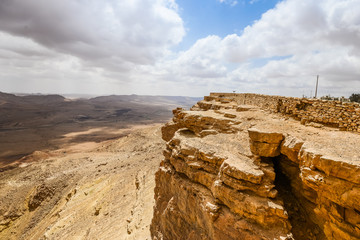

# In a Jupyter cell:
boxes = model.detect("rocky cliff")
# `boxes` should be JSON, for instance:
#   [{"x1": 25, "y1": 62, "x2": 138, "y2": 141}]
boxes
[{"x1": 151, "y1": 94, "x2": 360, "y2": 240}]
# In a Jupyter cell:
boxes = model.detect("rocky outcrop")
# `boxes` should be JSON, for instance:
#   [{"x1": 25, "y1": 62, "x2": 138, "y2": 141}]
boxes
[
  {"x1": 209, "y1": 93, "x2": 360, "y2": 132},
  {"x1": 151, "y1": 95, "x2": 360, "y2": 240}
]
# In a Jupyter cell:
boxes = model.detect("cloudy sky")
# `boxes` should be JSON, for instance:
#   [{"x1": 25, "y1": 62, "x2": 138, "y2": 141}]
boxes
[{"x1": 0, "y1": 0, "x2": 359, "y2": 97}]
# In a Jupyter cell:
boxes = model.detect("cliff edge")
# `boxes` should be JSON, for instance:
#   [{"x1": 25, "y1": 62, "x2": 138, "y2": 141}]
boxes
[{"x1": 151, "y1": 94, "x2": 360, "y2": 240}]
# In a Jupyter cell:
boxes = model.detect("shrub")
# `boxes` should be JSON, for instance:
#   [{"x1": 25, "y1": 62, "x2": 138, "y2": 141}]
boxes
[{"x1": 349, "y1": 93, "x2": 360, "y2": 103}]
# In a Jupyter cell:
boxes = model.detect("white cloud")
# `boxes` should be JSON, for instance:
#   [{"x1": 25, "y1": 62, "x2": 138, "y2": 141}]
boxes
[
  {"x1": 157, "y1": 0, "x2": 360, "y2": 97},
  {"x1": 0, "y1": 0, "x2": 185, "y2": 68},
  {"x1": 218, "y1": 0, "x2": 238, "y2": 7},
  {"x1": 222, "y1": 0, "x2": 360, "y2": 62},
  {"x1": 167, "y1": 36, "x2": 227, "y2": 78},
  {"x1": 0, "y1": 0, "x2": 187, "y2": 95},
  {"x1": 1, "y1": 0, "x2": 359, "y2": 98}
]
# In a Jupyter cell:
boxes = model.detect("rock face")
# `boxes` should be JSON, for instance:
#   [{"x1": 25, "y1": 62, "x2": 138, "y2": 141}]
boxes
[{"x1": 151, "y1": 95, "x2": 360, "y2": 240}]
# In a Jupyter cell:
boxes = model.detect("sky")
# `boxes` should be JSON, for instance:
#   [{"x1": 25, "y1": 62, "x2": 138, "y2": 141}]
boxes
[{"x1": 0, "y1": 0, "x2": 359, "y2": 97}]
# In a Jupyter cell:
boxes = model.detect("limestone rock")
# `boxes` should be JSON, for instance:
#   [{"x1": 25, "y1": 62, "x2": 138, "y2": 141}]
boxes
[
  {"x1": 220, "y1": 155, "x2": 264, "y2": 184},
  {"x1": 248, "y1": 128, "x2": 284, "y2": 157},
  {"x1": 161, "y1": 121, "x2": 180, "y2": 142},
  {"x1": 236, "y1": 105, "x2": 254, "y2": 112},
  {"x1": 152, "y1": 106, "x2": 293, "y2": 239},
  {"x1": 248, "y1": 128, "x2": 284, "y2": 143},
  {"x1": 151, "y1": 94, "x2": 360, "y2": 240},
  {"x1": 280, "y1": 136, "x2": 304, "y2": 163}
]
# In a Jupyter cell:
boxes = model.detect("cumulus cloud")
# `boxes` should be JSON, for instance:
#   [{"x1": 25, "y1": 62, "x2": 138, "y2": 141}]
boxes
[
  {"x1": 221, "y1": 0, "x2": 360, "y2": 62},
  {"x1": 161, "y1": 0, "x2": 360, "y2": 97},
  {"x1": 0, "y1": 0, "x2": 359, "y2": 98},
  {"x1": 168, "y1": 36, "x2": 227, "y2": 78},
  {"x1": 0, "y1": 0, "x2": 185, "y2": 68},
  {"x1": 0, "y1": 0, "x2": 188, "y2": 95}
]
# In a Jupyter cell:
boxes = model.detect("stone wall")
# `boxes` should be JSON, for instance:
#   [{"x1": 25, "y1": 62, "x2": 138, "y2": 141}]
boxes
[{"x1": 209, "y1": 93, "x2": 360, "y2": 132}]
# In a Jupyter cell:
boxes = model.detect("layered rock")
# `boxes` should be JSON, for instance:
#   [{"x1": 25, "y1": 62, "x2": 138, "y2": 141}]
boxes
[
  {"x1": 209, "y1": 93, "x2": 360, "y2": 132},
  {"x1": 151, "y1": 95, "x2": 360, "y2": 240},
  {"x1": 151, "y1": 102, "x2": 293, "y2": 239}
]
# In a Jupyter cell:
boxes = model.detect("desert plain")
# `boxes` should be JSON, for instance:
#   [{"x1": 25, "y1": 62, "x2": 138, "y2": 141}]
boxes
[{"x1": 0, "y1": 92, "x2": 199, "y2": 240}]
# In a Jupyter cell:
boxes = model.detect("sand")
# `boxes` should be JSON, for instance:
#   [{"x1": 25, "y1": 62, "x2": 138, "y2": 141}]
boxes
[{"x1": 0, "y1": 124, "x2": 164, "y2": 240}]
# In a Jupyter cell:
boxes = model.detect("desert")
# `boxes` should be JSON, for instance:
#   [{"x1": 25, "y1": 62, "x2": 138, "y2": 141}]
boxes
[
  {"x1": 1, "y1": 92, "x2": 360, "y2": 240},
  {"x1": 0, "y1": 92, "x2": 198, "y2": 239}
]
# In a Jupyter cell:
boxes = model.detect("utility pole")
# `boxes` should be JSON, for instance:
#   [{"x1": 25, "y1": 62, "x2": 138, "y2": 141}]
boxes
[{"x1": 315, "y1": 75, "x2": 319, "y2": 98}]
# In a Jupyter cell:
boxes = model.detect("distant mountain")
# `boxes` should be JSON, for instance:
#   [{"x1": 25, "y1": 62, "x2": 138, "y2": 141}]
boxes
[
  {"x1": 89, "y1": 94, "x2": 201, "y2": 109},
  {"x1": 0, "y1": 92, "x2": 65, "y2": 105},
  {"x1": 0, "y1": 92, "x2": 202, "y2": 164},
  {"x1": 22, "y1": 94, "x2": 65, "y2": 104},
  {"x1": 0, "y1": 92, "x2": 20, "y2": 103},
  {"x1": 0, "y1": 91, "x2": 202, "y2": 135},
  {"x1": 0, "y1": 92, "x2": 200, "y2": 109}
]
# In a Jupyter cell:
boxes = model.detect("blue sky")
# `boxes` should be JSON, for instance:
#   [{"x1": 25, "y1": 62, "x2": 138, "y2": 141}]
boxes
[
  {"x1": 0, "y1": 0, "x2": 359, "y2": 97},
  {"x1": 176, "y1": 0, "x2": 280, "y2": 50}
]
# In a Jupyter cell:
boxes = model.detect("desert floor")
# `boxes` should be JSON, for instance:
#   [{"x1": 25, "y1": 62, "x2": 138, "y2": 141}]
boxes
[
  {"x1": 0, "y1": 93, "x2": 200, "y2": 239},
  {"x1": 1, "y1": 124, "x2": 164, "y2": 240}
]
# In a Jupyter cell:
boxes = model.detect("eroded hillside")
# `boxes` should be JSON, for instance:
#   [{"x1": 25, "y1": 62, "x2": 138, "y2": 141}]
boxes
[{"x1": 0, "y1": 125, "x2": 164, "y2": 240}]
